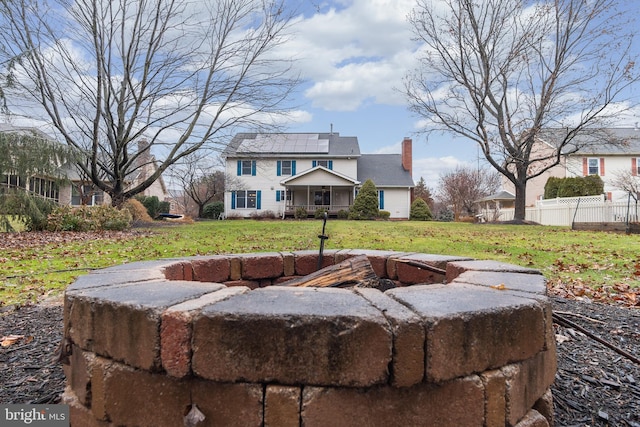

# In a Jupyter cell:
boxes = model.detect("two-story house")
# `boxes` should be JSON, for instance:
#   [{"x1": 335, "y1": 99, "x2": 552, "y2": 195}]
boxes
[
  {"x1": 222, "y1": 132, "x2": 415, "y2": 219},
  {"x1": 502, "y1": 128, "x2": 640, "y2": 205}
]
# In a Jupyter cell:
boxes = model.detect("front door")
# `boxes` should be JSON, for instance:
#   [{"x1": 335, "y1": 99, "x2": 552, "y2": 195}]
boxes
[{"x1": 314, "y1": 189, "x2": 330, "y2": 206}]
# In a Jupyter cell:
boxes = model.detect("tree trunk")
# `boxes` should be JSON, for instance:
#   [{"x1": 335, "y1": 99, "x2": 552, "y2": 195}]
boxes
[
  {"x1": 513, "y1": 181, "x2": 527, "y2": 222},
  {"x1": 110, "y1": 193, "x2": 127, "y2": 209}
]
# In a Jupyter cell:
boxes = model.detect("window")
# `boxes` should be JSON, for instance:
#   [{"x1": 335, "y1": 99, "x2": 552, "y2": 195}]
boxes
[
  {"x1": 29, "y1": 177, "x2": 59, "y2": 201},
  {"x1": 312, "y1": 160, "x2": 333, "y2": 170},
  {"x1": 2, "y1": 174, "x2": 26, "y2": 189},
  {"x1": 232, "y1": 190, "x2": 261, "y2": 209},
  {"x1": 237, "y1": 160, "x2": 256, "y2": 176},
  {"x1": 72, "y1": 184, "x2": 104, "y2": 206},
  {"x1": 276, "y1": 190, "x2": 292, "y2": 202},
  {"x1": 277, "y1": 160, "x2": 296, "y2": 176},
  {"x1": 583, "y1": 157, "x2": 604, "y2": 176}
]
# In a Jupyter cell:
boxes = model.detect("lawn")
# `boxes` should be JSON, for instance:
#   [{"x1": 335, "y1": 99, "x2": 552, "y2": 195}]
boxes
[{"x1": 1, "y1": 220, "x2": 639, "y2": 307}]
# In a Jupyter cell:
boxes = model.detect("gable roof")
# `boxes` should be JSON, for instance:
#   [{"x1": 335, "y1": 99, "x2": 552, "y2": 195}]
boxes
[
  {"x1": 357, "y1": 154, "x2": 414, "y2": 187},
  {"x1": 539, "y1": 128, "x2": 640, "y2": 156},
  {"x1": 280, "y1": 166, "x2": 360, "y2": 186},
  {"x1": 476, "y1": 190, "x2": 515, "y2": 203},
  {"x1": 224, "y1": 132, "x2": 361, "y2": 158},
  {"x1": 0, "y1": 123, "x2": 56, "y2": 141}
]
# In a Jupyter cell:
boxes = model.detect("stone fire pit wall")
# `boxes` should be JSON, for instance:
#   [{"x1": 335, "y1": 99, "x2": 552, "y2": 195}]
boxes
[{"x1": 61, "y1": 249, "x2": 556, "y2": 427}]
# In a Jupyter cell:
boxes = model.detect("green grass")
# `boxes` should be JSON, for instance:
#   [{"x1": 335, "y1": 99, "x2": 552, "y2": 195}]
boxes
[
  {"x1": 1, "y1": 215, "x2": 26, "y2": 232},
  {"x1": 1, "y1": 220, "x2": 639, "y2": 307}
]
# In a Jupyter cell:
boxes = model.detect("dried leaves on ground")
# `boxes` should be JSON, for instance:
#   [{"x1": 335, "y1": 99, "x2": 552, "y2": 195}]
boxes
[{"x1": 0, "y1": 230, "x2": 151, "y2": 251}]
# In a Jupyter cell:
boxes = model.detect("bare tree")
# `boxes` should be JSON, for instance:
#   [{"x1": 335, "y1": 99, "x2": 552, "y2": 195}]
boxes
[
  {"x1": 611, "y1": 170, "x2": 640, "y2": 198},
  {"x1": 405, "y1": 0, "x2": 639, "y2": 222},
  {"x1": 0, "y1": 0, "x2": 299, "y2": 207},
  {"x1": 437, "y1": 166, "x2": 500, "y2": 220},
  {"x1": 168, "y1": 152, "x2": 226, "y2": 218}
]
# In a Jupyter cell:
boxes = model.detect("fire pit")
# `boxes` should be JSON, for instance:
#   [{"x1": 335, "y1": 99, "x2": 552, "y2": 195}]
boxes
[{"x1": 61, "y1": 249, "x2": 556, "y2": 426}]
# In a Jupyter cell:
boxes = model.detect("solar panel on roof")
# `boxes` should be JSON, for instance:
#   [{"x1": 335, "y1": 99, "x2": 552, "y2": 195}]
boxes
[{"x1": 236, "y1": 134, "x2": 329, "y2": 154}]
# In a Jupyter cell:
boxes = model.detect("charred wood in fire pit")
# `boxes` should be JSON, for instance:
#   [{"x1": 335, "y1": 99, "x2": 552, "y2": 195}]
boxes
[{"x1": 282, "y1": 254, "x2": 390, "y2": 289}]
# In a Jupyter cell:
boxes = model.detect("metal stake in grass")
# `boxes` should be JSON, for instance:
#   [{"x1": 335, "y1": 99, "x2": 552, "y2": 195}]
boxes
[{"x1": 317, "y1": 211, "x2": 329, "y2": 271}]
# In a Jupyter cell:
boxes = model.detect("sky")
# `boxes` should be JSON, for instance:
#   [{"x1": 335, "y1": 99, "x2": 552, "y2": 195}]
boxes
[
  {"x1": 2, "y1": 0, "x2": 638, "y2": 193},
  {"x1": 275, "y1": 0, "x2": 640, "y2": 191},
  {"x1": 277, "y1": 0, "x2": 481, "y2": 190}
]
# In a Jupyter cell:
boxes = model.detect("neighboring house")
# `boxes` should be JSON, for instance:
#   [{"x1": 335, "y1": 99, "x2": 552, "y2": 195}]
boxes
[
  {"x1": 562, "y1": 128, "x2": 640, "y2": 202},
  {"x1": 0, "y1": 124, "x2": 67, "y2": 204},
  {"x1": 475, "y1": 190, "x2": 515, "y2": 221},
  {"x1": 0, "y1": 124, "x2": 168, "y2": 206},
  {"x1": 222, "y1": 132, "x2": 415, "y2": 219},
  {"x1": 502, "y1": 128, "x2": 640, "y2": 205}
]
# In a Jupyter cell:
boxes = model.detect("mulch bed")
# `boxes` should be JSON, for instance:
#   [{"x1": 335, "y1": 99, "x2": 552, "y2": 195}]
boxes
[{"x1": 1, "y1": 296, "x2": 639, "y2": 426}]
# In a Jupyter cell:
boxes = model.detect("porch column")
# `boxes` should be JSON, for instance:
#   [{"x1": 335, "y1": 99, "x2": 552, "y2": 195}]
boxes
[{"x1": 330, "y1": 185, "x2": 333, "y2": 210}]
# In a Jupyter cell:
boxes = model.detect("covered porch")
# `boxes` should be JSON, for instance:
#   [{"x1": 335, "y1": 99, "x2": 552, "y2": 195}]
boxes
[{"x1": 280, "y1": 166, "x2": 360, "y2": 217}]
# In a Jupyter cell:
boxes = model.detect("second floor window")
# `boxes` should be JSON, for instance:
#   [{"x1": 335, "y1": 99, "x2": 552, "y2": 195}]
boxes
[
  {"x1": 277, "y1": 160, "x2": 296, "y2": 176},
  {"x1": 312, "y1": 160, "x2": 333, "y2": 170},
  {"x1": 237, "y1": 160, "x2": 256, "y2": 176},
  {"x1": 583, "y1": 157, "x2": 604, "y2": 176}
]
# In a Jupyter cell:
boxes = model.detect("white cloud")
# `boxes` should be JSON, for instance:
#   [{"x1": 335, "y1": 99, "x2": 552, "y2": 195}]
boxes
[
  {"x1": 372, "y1": 141, "x2": 402, "y2": 154},
  {"x1": 412, "y1": 156, "x2": 471, "y2": 189},
  {"x1": 286, "y1": 0, "x2": 419, "y2": 112}
]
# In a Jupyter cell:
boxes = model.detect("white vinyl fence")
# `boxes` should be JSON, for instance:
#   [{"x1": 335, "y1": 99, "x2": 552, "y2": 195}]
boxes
[{"x1": 490, "y1": 195, "x2": 640, "y2": 226}]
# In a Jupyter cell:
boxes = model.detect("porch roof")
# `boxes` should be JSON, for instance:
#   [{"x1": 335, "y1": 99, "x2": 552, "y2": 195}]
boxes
[
  {"x1": 475, "y1": 190, "x2": 515, "y2": 203},
  {"x1": 279, "y1": 166, "x2": 360, "y2": 186}
]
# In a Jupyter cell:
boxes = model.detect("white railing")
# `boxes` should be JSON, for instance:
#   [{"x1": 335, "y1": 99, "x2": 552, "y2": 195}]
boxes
[
  {"x1": 285, "y1": 204, "x2": 351, "y2": 214},
  {"x1": 488, "y1": 197, "x2": 639, "y2": 226}
]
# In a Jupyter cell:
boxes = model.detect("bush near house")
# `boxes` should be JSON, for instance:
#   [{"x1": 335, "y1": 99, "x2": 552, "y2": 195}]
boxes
[
  {"x1": 436, "y1": 207, "x2": 454, "y2": 222},
  {"x1": 410, "y1": 198, "x2": 433, "y2": 221},
  {"x1": 249, "y1": 210, "x2": 277, "y2": 220},
  {"x1": 544, "y1": 175, "x2": 604, "y2": 199},
  {"x1": 203, "y1": 201, "x2": 224, "y2": 219},
  {"x1": 348, "y1": 179, "x2": 379, "y2": 220},
  {"x1": 314, "y1": 208, "x2": 328, "y2": 219},
  {"x1": 46, "y1": 205, "x2": 132, "y2": 231},
  {"x1": 123, "y1": 199, "x2": 154, "y2": 223},
  {"x1": 136, "y1": 195, "x2": 170, "y2": 219},
  {"x1": 294, "y1": 207, "x2": 307, "y2": 219}
]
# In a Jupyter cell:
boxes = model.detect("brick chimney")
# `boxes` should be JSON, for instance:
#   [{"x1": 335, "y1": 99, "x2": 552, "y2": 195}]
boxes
[{"x1": 402, "y1": 137, "x2": 412, "y2": 175}]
